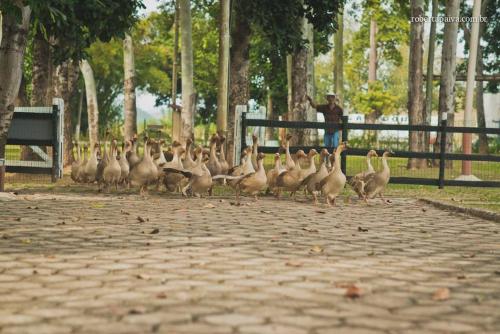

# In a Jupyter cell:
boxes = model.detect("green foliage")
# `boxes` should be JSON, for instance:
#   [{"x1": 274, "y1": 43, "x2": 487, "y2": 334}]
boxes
[{"x1": 352, "y1": 81, "x2": 398, "y2": 115}]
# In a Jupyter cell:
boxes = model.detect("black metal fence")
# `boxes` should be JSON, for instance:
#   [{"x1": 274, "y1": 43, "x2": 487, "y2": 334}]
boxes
[
  {"x1": 0, "y1": 105, "x2": 63, "y2": 190},
  {"x1": 241, "y1": 113, "x2": 500, "y2": 188}
]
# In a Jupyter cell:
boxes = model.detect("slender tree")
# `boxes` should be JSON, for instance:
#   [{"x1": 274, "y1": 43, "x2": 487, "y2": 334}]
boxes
[
  {"x1": 216, "y1": 0, "x2": 230, "y2": 135},
  {"x1": 53, "y1": 60, "x2": 80, "y2": 166},
  {"x1": 179, "y1": 0, "x2": 195, "y2": 144},
  {"x1": 171, "y1": 0, "x2": 180, "y2": 142},
  {"x1": 435, "y1": 0, "x2": 460, "y2": 166},
  {"x1": 123, "y1": 33, "x2": 137, "y2": 140},
  {"x1": 0, "y1": 5, "x2": 31, "y2": 163},
  {"x1": 407, "y1": 0, "x2": 425, "y2": 169},
  {"x1": 80, "y1": 59, "x2": 99, "y2": 147},
  {"x1": 424, "y1": 0, "x2": 438, "y2": 153},
  {"x1": 227, "y1": 6, "x2": 251, "y2": 166}
]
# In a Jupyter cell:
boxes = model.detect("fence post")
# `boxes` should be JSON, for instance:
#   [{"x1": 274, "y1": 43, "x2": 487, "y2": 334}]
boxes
[
  {"x1": 240, "y1": 111, "x2": 247, "y2": 153},
  {"x1": 0, "y1": 158, "x2": 5, "y2": 192},
  {"x1": 51, "y1": 104, "x2": 59, "y2": 183},
  {"x1": 341, "y1": 113, "x2": 349, "y2": 175},
  {"x1": 438, "y1": 112, "x2": 447, "y2": 189}
]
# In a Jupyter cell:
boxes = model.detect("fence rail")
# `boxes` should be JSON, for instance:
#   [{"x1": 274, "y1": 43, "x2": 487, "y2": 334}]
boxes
[{"x1": 241, "y1": 113, "x2": 500, "y2": 189}]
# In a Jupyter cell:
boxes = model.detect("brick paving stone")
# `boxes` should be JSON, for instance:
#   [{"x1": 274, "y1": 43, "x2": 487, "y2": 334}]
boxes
[{"x1": 0, "y1": 193, "x2": 499, "y2": 333}]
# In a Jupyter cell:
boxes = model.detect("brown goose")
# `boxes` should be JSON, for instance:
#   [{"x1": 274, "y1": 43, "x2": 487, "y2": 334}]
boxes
[
  {"x1": 349, "y1": 149, "x2": 378, "y2": 199},
  {"x1": 127, "y1": 134, "x2": 141, "y2": 170},
  {"x1": 267, "y1": 153, "x2": 287, "y2": 195},
  {"x1": 206, "y1": 134, "x2": 222, "y2": 177},
  {"x1": 301, "y1": 148, "x2": 329, "y2": 198},
  {"x1": 128, "y1": 138, "x2": 158, "y2": 195},
  {"x1": 362, "y1": 150, "x2": 393, "y2": 204},
  {"x1": 317, "y1": 142, "x2": 348, "y2": 206},
  {"x1": 84, "y1": 143, "x2": 100, "y2": 183},
  {"x1": 118, "y1": 140, "x2": 131, "y2": 185},
  {"x1": 235, "y1": 152, "x2": 267, "y2": 202},
  {"x1": 103, "y1": 140, "x2": 122, "y2": 191},
  {"x1": 162, "y1": 141, "x2": 187, "y2": 192},
  {"x1": 76, "y1": 144, "x2": 89, "y2": 182},
  {"x1": 275, "y1": 149, "x2": 307, "y2": 199},
  {"x1": 218, "y1": 134, "x2": 229, "y2": 175},
  {"x1": 182, "y1": 137, "x2": 196, "y2": 169}
]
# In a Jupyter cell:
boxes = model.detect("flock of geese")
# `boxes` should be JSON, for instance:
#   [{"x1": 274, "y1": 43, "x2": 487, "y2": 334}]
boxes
[{"x1": 70, "y1": 132, "x2": 393, "y2": 206}]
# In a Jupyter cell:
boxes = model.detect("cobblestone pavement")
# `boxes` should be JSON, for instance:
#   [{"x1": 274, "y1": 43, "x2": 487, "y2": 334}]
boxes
[{"x1": 0, "y1": 192, "x2": 499, "y2": 333}]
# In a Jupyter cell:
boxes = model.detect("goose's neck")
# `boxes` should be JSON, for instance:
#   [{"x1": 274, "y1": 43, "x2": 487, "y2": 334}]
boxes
[
  {"x1": 220, "y1": 143, "x2": 226, "y2": 160},
  {"x1": 382, "y1": 155, "x2": 389, "y2": 172},
  {"x1": 257, "y1": 160, "x2": 265, "y2": 174},
  {"x1": 366, "y1": 155, "x2": 374, "y2": 172},
  {"x1": 210, "y1": 143, "x2": 217, "y2": 159},
  {"x1": 334, "y1": 151, "x2": 342, "y2": 172}
]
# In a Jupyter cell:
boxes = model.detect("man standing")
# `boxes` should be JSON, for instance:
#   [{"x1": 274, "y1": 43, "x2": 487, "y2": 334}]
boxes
[{"x1": 307, "y1": 92, "x2": 343, "y2": 148}]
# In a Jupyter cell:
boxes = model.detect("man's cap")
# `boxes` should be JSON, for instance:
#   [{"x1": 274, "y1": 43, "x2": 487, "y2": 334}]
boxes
[{"x1": 326, "y1": 92, "x2": 336, "y2": 97}]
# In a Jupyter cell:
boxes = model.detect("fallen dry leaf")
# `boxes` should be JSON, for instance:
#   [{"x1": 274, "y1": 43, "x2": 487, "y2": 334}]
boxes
[
  {"x1": 203, "y1": 203, "x2": 216, "y2": 209},
  {"x1": 121, "y1": 210, "x2": 131, "y2": 215},
  {"x1": 302, "y1": 227, "x2": 319, "y2": 233},
  {"x1": 128, "y1": 307, "x2": 147, "y2": 314},
  {"x1": 310, "y1": 245, "x2": 324, "y2": 253},
  {"x1": 156, "y1": 292, "x2": 167, "y2": 299},
  {"x1": 137, "y1": 216, "x2": 146, "y2": 223},
  {"x1": 261, "y1": 210, "x2": 272, "y2": 214},
  {"x1": 432, "y1": 287, "x2": 450, "y2": 301},
  {"x1": 285, "y1": 261, "x2": 303, "y2": 267},
  {"x1": 136, "y1": 274, "x2": 151, "y2": 280},
  {"x1": 21, "y1": 239, "x2": 32, "y2": 244},
  {"x1": 345, "y1": 285, "x2": 363, "y2": 299},
  {"x1": 358, "y1": 227, "x2": 368, "y2": 232},
  {"x1": 150, "y1": 228, "x2": 160, "y2": 234},
  {"x1": 315, "y1": 210, "x2": 326, "y2": 214}
]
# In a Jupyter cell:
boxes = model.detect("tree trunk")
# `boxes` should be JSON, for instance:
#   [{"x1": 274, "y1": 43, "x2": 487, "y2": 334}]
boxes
[
  {"x1": 265, "y1": 89, "x2": 275, "y2": 141},
  {"x1": 0, "y1": 10, "x2": 3, "y2": 46},
  {"x1": 0, "y1": 6, "x2": 31, "y2": 161},
  {"x1": 475, "y1": 0, "x2": 489, "y2": 154},
  {"x1": 227, "y1": 7, "x2": 250, "y2": 166},
  {"x1": 368, "y1": 18, "x2": 377, "y2": 84},
  {"x1": 407, "y1": 0, "x2": 426, "y2": 169},
  {"x1": 79, "y1": 59, "x2": 99, "y2": 148},
  {"x1": 424, "y1": 0, "x2": 438, "y2": 153},
  {"x1": 23, "y1": 30, "x2": 52, "y2": 161},
  {"x1": 53, "y1": 60, "x2": 80, "y2": 166},
  {"x1": 289, "y1": 15, "x2": 313, "y2": 146},
  {"x1": 306, "y1": 22, "x2": 317, "y2": 144},
  {"x1": 123, "y1": 33, "x2": 137, "y2": 141},
  {"x1": 31, "y1": 30, "x2": 53, "y2": 106},
  {"x1": 334, "y1": 14, "x2": 344, "y2": 107},
  {"x1": 366, "y1": 17, "x2": 379, "y2": 139},
  {"x1": 216, "y1": 0, "x2": 231, "y2": 135},
  {"x1": 171, "y1": 0, "x2": 180, "y2": 141},
  {"x1": 179, "y1": 0, "x2": 195, "y2": 144},
  {"x1": 435, "y1": 0, "x2": 460, "y2": 168}
]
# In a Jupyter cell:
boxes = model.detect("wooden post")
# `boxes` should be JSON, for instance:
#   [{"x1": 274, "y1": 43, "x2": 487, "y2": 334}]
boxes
[
  {"x1": 51, "y1": 104, "x2": 59, "y2": 183},
  {"x1": 341, "y1": 114, "x2": 348, "y2": 175},
  {"x1": 0, "y1": 158, "x2": 5, "y2": 192},
  {"x1": 462, "y1": 0, "x2": 482, "y2": 176},
  {"x1": 438, "y1": 113, "x2": 447, "y2": 189}
]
